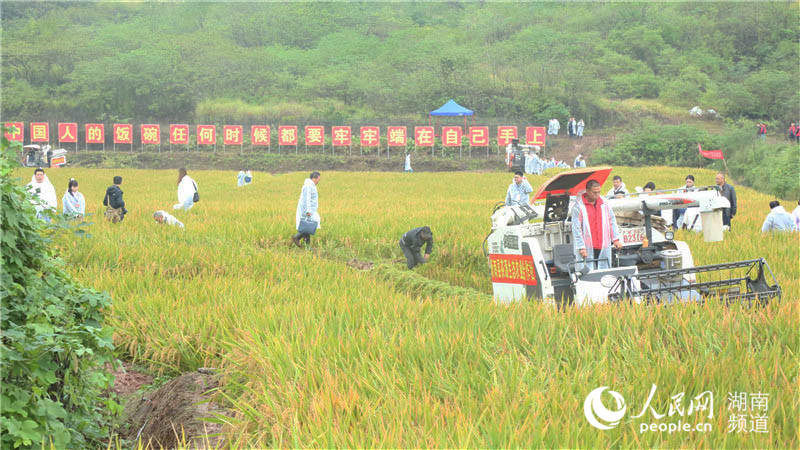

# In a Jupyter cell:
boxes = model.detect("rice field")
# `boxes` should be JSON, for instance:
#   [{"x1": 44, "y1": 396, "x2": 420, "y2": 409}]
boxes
[{"x1": 19, "y1": 165, "x2": 798, "y2": 447}]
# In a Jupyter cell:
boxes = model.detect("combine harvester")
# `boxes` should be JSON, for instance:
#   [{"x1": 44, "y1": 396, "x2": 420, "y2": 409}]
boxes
[{"x1": 486, "y1": 167, "x2": 781, "y2": 307}]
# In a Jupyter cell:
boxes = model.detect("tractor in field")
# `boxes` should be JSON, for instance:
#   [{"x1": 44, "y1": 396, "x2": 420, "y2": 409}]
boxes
[
  {"x1": 21, "y1": 144, "x2": 68, "y2": 168},
  {"x1": 485, "y1": 167, "x2": 781, "y2": 307}
]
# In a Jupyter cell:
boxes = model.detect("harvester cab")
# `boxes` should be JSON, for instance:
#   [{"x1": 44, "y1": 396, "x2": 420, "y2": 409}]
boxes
[{"x1": 486, "y1": 167, "x2": 781, "y2": 307}]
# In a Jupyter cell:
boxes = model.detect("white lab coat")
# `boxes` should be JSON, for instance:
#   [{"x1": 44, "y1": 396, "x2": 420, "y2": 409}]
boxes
[
  {"x1": 174, "y1": 175, "x2": 196, "y2": 210},
  {"x1": 295, "y1": 178, "x2": 321, "y2": 230},
  {"x1": 26, "y1": 175, "x2": 58, "y2": 215}
]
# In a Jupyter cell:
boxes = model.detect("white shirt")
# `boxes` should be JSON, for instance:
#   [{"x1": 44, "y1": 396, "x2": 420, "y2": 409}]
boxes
[{"x1": 26, "y1": 175, "x2": 58, "y2": 212}]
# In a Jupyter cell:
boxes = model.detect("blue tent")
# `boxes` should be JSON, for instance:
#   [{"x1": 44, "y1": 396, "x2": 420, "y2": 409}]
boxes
[{"x1": 429, "y1": 99, "x2": 474, "y2": 117}]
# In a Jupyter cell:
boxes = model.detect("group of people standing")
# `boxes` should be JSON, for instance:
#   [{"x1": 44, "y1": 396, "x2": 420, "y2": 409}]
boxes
[
  {"x1": 547, "y1": 118, "x2": 585, "y2": 138},
  {"x1": 25, "y1": 166, "x2": 197, "y2": 228}
]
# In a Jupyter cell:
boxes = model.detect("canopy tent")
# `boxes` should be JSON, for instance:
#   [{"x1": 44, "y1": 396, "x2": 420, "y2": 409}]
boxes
[
  {"x1": 428, "y1": 99, "x2": 475, "y2": 130},
  {"x1": 429, "y1": 99, "x2": 474, "y2": 117}
]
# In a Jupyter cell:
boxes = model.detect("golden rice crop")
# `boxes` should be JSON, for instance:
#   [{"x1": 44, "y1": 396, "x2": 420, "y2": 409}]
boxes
[{"x1": 18, "y1": 165, "x2": 798, "y2": 448}]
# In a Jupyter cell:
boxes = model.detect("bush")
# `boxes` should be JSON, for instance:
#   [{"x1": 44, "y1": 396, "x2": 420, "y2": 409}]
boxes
[
  {"x1": 592, "y1": 123, "x2": 712, "y2": 166},
  {"x1": 0, "y1": 135, "x2": 117, "y2": 448}
]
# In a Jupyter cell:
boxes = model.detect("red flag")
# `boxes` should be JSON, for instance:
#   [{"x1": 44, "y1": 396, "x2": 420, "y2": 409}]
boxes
[{"x1": 698, "y1": 143, "x2": 724, "y2": 160}]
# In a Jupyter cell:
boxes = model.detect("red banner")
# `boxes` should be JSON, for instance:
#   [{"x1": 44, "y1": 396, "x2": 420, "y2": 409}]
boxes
[
  {"x1": 489, "y1": 254, "x2": 538, "y2": 286},
  {"x1": 387, "y1": 126, "x2": 407, "y2": 146},
  {"x1": 223, "y1": 125, "x2": 243, "y2": 145},
  {"x1": 30, "y1": 123, "x2": 49, "y2": 142},
  {"x1": 305, "y1": 126, "x2": 324, "y2": 146},
  {"x1": 525, "y1": 126, "x2": 546, "y2": 147},
  {"x1": 4, "y1": 122, "x2": 23, "y2": 142},
  {"x1": 278, "y1": 126, "x2": 298, "y2": 146},
  {"x1": 698, "y1": 143, "x2": 724, "y2": 160},
  {"x1": 197, "y1": 125, "x2": 216, "y2": 145},
  {"x1": 497, "y1": 126, "x2": 517, "y2": 146},
  {"x1": 58, "y1": 123, "x2": 78, "y2": 143},
  {"x1": 113, "y1": 124, "x2": 132, "y2": 144},
  {"x1": 141, "y1": 124, "x2": 161, "y2": 145},
  {"x1": 251, "y1": 125, "x2": 270, "y2": 146},
  {"x1": 169, "y1": 124, "x2": 189, "y2": 145},
  {"x1": 332, "y1": 126, "x2": 351, "y2": 146},
  {"x1": 85, "y1": 124, "x2": 105, "y2": 144},
  {"x1": 414, "y1": 126, "x2": 434, "y2": 147},
  {"x1": 360, "y1": 126, "x2": 380, "y2": 147},
  {"x1": 469, "y1": 126, "x2": 489, "y2": 146},
  {"x1": 442, "y1": 126, "x2": 462, "y2": 147}
]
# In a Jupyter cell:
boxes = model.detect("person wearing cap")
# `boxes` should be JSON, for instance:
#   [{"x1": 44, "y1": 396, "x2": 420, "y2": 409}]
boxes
[{"x1": 399, "y1": 226, "x2": 434, "y2": 269}]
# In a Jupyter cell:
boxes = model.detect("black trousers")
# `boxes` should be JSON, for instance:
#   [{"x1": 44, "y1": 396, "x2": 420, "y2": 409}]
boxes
[
  {"x1": 293, "y1": 232, "x2": 311, "y2": 244},
  {"x1": 399, "y1": 239, "x2": 425, "y2": 269}
]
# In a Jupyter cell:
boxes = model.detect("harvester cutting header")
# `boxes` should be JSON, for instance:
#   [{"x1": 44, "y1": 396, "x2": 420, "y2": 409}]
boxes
[{"x1": 486, "y1": 167, "x2": 781, "y2": 307}]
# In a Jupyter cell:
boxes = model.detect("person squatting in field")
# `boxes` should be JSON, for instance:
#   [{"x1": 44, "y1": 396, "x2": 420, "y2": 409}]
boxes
[
  {"x1": 760, "y1": 200, "x2": 796, "y2": 233},
  {"x1": 62, "y1": 178, "x2": 85, "y2": 220},
  {"x1": 103, "y1": 176, "x2": 127, "y2": 223},
  {"x1": 292, "y1": 171, "x2": 321, "y2": 248},
  {"x1": 153, "y1": 210, "x2": 185, "y2": 229},
  {"x1": 399, "y1": 226, "x2": 434, "y2": 269},
  {"x1": 26, "y1": 167, "x2": 57, "y2": 221},
  {"x1": 174, "y1": 168, "x2": 198, "y2": 211},
  {"x1": 572, "y1": 179, "x2": 622, "y2": 270}
]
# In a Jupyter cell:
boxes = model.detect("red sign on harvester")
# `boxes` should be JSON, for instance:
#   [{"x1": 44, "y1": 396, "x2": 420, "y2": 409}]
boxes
[
  {"x1": 525, "y1": 126, "x2": 546, "y2": 147},
  {"x1": 489, "y1": 254, "x2": 538, "y2": 286},
  {"x1": 58, "y1": 123, "x2": 78, "y2": 143}
]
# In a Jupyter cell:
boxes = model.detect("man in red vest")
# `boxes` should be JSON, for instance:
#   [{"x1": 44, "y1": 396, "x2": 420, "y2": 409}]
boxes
[{"x1": 571, "y1": 179, "x2": 622, "y2": 270}]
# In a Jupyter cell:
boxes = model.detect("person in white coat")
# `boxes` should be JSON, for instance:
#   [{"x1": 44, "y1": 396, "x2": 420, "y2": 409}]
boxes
[
  {"x1": 404, "y1": 153, "x2": 413, "y2": 172},
  {"x1": 173, "y1": 168, "x2": 197, "y2": 211},
  {"x1": 26, "y1": 168, "x2": 57, "y2": 221},
  {"x1": 237, "y1": 169, "x2": 253, "y2": 186},
  {"x1": 292, "y1": 172, "x2": 321, "y2": 247},
  {"x1": 62, "y1": 178, "x2": 86, "y2": 220},
  {"x1": 153, "y1": 210, "x2": 185, "y2": 228}
]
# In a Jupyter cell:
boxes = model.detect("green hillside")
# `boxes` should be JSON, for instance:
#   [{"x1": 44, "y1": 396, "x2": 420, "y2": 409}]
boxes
[{"x1": 2, "y1": 2, "x2": 798, "y2": 127}]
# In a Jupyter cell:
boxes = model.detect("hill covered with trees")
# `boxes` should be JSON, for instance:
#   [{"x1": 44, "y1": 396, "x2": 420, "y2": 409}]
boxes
[{"x1": 2, "y1": 2, "x2": 798, "y2": 127}]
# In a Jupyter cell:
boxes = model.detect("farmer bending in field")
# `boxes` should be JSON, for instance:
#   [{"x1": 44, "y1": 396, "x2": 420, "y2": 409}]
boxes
[
  {"x1": 399, "y1": 226, "x2": 434, "y2": 269},
  {"x1": 153, "y1": 210, "x2": 184, "y2": 229}
]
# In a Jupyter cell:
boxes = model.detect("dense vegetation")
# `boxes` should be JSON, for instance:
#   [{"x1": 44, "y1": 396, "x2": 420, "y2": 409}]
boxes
[
  {"x1": 0, "y1": 138, "x2": 117, "y2": 448},
  {"x1": 2, "y1": 2, "x2": 798, "y2": 127}
]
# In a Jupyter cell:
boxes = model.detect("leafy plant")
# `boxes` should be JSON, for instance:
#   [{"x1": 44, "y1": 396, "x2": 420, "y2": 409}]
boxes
[{"x1": 0, "y1": 134, "x2": 117, "y2": 448}]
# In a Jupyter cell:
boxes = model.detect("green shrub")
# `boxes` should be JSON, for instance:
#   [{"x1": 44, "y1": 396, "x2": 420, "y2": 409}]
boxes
[
  {"x1": 0, "y1": 135, "x2": 117, "y2": 448},
  {"x1": 592, "y1": 123, "x2": 712, "y2": 167}
]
